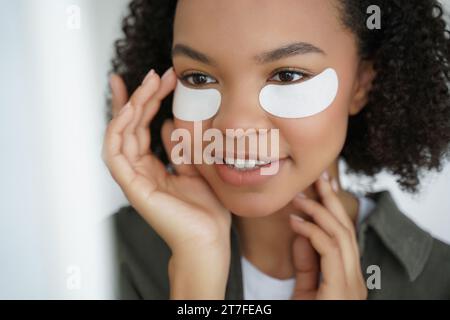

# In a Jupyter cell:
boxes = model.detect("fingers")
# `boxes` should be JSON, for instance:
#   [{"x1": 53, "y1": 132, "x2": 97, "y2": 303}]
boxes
[
  {"x1": 291, "y1": 195, "x2": 359, "y2": 284},
  {"x1": 128, "y1": 69, "x2": 161, "y2": 111},
  {"x1": 291, "y1": 235, "x2": 320, "y2": 299},
  {"x1": 315, "y1": 172, "x2": 361, "y2": 266},
  {"x1": 110, "y1": 74, "x2": 129, "y2": 118},
  {"x1": 102, "y1": 103, "x2": 139, "y2": 188},
  {"x1": 137, "y1": 67, "x2": 177, "y2": 156},
  {"x1": 103, "y1": 67, "x2": 175, "y2": 188},
  {"x1": 121, "y1": 70, "x2": 160, "y2": 162},
  {"x1": 316, "y1": 172, "x2": 354, "y2": 232},
  {"x1": 161, "y1": 119, "x2": 200, "y2": 177},
  {"x1": 289, "y1": 214, "x2": 346, "y2": 288},
  {"x1": 138, "y1": 68, "x2": 177, "y2": 130},
  {"x1": 120, "y1": 68, "x2": 176, "y2": 163},
  {"x1": 291, "y1": 170, "x2": 365, "y2": 292},
  {"x1": 103, "y1": 104, "x2": 133, "y2": 159}
]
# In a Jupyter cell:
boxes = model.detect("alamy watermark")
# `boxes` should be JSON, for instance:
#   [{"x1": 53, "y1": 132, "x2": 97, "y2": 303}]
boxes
[
  {"x1": 66, "y1": 265, "x2": 82, "y2": 291},
  {"x1": 66, "y1": 5, "x2": 81, "y2": 30},
  {"x1": 170, "y1": 121, "x2": 281, "y2": 175},
  {"x1": 367, "y1": 5, "x2": 381, "y2": 30},
  {"x1": 366, "y1": 264, "x2": 381, "y2": 290}
]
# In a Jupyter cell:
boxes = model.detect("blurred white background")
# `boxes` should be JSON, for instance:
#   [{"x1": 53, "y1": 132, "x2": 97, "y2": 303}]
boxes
[
  {"x1": 0, "y1": 0, "x2": 449, "y2": 299},
  {"x1": 0, "y1": 0, "x2": 128, "y2": 299}
]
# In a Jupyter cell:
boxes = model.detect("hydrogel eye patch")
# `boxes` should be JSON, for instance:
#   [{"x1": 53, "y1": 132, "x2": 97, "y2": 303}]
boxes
[
  {"x1": 259, "y1": 68, "x2": 339, "y2": 119},
  {"x1": 172, "y1": 80, "x2": 221, "y2": 121}
]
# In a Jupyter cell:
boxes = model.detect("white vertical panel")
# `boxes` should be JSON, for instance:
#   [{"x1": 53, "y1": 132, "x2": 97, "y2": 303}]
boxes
[
  {"x1": 0, "y1": 0, "x2": 127, "y2": 299},
  {"x1": 0, "y1": 0, "x2": 50, "y2": 299}
]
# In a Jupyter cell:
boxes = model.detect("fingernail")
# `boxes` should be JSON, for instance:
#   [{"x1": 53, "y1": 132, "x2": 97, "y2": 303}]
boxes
[
  {"x1": 331, "y1": 178, "x2": 340, "y2": 193},
  {"x1": 162, "y1": 67, "x2": 173, "y2": 80},
  {"x1": 290, "y1": 214, "x2": 305, "y2": 223},
  {"x1": 321, "y1": 171, "x2": 330, "y2": 182},
  {"x1": 297, "y1": 192, "x2": 307, "y2": 199},
  {"x1": 142, "y1": 69, "x2": 155, "y2": 84}
]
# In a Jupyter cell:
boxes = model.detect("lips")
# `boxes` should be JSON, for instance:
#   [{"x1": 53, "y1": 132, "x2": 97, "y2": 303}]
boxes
[{"x1": 214, "y1": 157, "x2": 289, "y2": 187}]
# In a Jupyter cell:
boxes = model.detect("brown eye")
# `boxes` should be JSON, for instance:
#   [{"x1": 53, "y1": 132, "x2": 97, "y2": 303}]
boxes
[
  {"x1": 182, "y1": 73, "x2": 217, "y2": 86},
  {"x1": 270, "y1": 70, "x2": 304, "y2": 83}
]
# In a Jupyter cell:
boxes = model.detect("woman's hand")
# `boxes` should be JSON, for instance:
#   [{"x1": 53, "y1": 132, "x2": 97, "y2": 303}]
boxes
[
  {"x1": 289, "y1": 172, "x2": 367, "y2": 300},
  {"x1": 104, "y1": 69, "x2": 232, "y2": 298}
]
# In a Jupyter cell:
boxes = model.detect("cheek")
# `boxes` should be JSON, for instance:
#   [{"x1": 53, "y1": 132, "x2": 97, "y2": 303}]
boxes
[
  {"x1": 274, "y1": 95, "x2": 349, "y2": 163},
  {"x1": 173, "y1": 118, "x2": 193, "y2": 131}
]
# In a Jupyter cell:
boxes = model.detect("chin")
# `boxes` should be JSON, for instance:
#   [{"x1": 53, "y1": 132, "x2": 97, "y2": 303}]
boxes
[
  {"x1": 197, "y1": 160, "x2": 303, "y2": 217},
  {"x1": 215, "y1": 190, "x2": 290, "y2": 217}
]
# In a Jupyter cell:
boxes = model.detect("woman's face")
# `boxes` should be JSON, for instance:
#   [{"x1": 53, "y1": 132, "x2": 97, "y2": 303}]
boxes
[{"x1": 172, "y1": 0, "x2": 362, "y2": 217}]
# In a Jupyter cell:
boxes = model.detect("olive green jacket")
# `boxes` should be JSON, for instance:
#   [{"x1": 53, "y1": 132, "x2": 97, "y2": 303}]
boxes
[{"x1": 112, "y1": 190, "x2": 450, "y2": 299}]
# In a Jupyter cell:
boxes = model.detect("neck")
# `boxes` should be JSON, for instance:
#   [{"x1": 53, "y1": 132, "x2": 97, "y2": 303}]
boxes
[{"x1": 233, "y1": 160, "x2": 360, "y2": 280}]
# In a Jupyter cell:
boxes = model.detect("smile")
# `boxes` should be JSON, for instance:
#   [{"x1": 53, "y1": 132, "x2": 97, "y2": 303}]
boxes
[
  {"x1": 224, "y1": 158, "x2": 272, "y2": 170},
  {"x1": 214, "y1": 157, "x2": 290, "y2": 187}
]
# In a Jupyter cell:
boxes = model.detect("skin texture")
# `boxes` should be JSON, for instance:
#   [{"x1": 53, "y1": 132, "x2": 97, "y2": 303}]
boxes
[
  {"x1": 104, "y1": 0, "x2": 376, "y2": 299},
  {"x1": 172, "y1": 0, "x2": 369, "y2": 217}
]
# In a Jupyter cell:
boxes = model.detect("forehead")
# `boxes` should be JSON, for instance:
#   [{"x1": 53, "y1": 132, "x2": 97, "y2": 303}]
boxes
[{"x1": 173, "y1": 0, "x2": 347, "y2": 57}]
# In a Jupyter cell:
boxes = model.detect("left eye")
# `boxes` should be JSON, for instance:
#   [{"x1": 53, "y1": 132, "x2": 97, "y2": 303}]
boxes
[
  {"x1": 182, "y1": 73, "x2": 217, "y2": 86},
  {"x1": 270, "y1": 71, "x2": 304, "y2": 83}
]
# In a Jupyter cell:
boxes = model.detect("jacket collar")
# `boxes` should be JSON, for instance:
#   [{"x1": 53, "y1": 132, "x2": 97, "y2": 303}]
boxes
[
  {"x1": 358, "y1": 190, "x2": 433, "y2": 281},
  {"x1": 225, "y1": 189, "x2": 434, "y2": 299}
]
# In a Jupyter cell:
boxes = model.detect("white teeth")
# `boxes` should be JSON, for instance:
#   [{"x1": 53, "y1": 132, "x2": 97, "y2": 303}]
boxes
[
  {"x1": 224, "y1": 158, "x2": 272, "y2": 170},
  {"x1": 224, "y1": 157, "x2": 235, "y2": 165},
  {"x1": 235, "y1": 158, "x2": 246, "y2": 169},
  {"x1": 245, "y1": 159, "x2": 257, "y2": 168},
  {"x1": 256, "y1": 159, "x2": 271, "y2": 165}
]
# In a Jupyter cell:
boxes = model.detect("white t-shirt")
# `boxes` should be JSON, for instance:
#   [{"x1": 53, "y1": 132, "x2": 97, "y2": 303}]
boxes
[{"x1": 241, "y1": 194, "x2": 376, "y2": 300}]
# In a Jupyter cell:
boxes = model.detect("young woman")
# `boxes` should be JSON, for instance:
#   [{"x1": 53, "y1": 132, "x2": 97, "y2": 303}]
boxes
[{"x1": 104, "y1": 0, "x2": 450, "y2": 299}]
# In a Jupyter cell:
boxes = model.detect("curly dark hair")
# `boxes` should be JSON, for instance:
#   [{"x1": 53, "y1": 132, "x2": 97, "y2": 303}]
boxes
[{"x1": 108, "y1": 0, "x2": 450, "y2": 194}]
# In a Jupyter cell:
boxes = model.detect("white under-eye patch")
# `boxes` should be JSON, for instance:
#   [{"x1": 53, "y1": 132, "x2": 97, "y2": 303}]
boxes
[
  {"x1": 172, "y1": 80, "x2": 221, "y2": 121},
  {"x1": 259, "y1": 68, "x2": 339, "y2": 119}
]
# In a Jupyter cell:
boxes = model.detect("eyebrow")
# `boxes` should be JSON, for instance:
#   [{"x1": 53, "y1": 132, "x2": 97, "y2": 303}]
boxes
[
  {"x1": 172, "y1": 44, "x2": 216, "y2": 65},
  {"x1": 255, "y1": 42, "x2": 325, "y2": 63},
  {"x1": 172, "y1": 41, "x2": 325, "y2": 65}
]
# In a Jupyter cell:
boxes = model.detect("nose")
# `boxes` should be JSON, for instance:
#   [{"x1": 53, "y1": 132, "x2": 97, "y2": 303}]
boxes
[{"x1": 211, "y1": 83, "x2": 269, "y2": 135}]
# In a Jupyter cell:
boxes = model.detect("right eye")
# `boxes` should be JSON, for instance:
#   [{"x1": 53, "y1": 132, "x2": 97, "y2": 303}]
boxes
[{"x1": 181, "y1": 73, "x2": 217, "y2": 87}]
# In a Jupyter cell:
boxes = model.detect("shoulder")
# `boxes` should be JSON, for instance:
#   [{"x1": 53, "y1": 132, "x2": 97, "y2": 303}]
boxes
[
  {"x1": 114, "y1": 205, "x2": 166, "y2": 247},
  {"x1": 360, "y1": 190, "x2": 450, "y2": 299},
  {"x1": 426, "y1": 236, "x2": 450, "y2": 282},
  {"x1": 112, "y1": 205, "x2": 171, "y2": 299}
]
